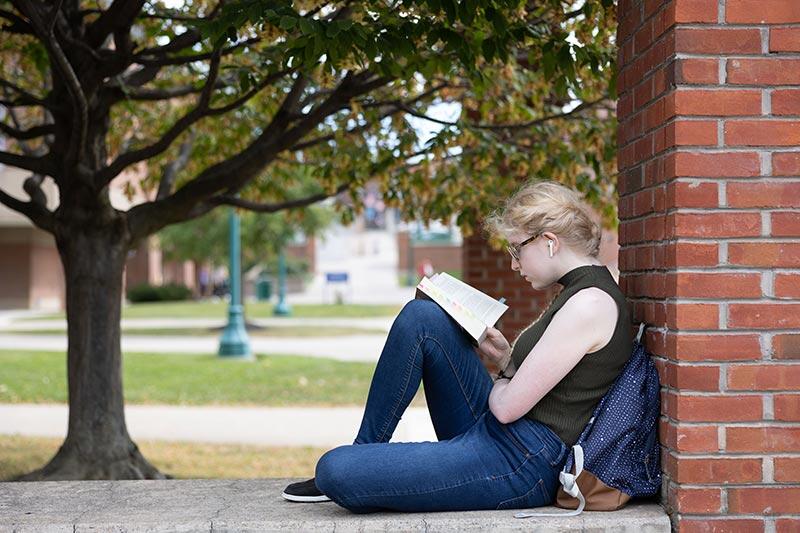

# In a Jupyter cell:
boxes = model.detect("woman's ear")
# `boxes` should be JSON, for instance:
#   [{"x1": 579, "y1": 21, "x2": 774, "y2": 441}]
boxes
[{"x1": 541, "y1": 232, "x2": 558, "y2": 256}]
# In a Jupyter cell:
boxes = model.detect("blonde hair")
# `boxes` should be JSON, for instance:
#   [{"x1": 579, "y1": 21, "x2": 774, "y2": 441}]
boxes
[{"x1": 485, "y1": 180, "x2": 602, "y2": 258}]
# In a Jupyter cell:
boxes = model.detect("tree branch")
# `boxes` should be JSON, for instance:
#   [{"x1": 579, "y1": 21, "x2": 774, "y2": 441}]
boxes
[
  {"x1": 126, "y1": 71, "x2": 392, "y2": 239},
  {"x1": 0, "y1": 149, "x2": 53, "y2": 174},
  {"x1": 291, "y1": 82, "x2": 448, "y2": 152},
  {"x1": 16, "y1": 0, "x2": 88, "y2": 167},
  {"x1": 0, "y1": 121, "x2": 53, "y2": 139},
  {"x1": 0, "y1": 185, "x2": 54, "y2": 232},
  {"x1": 209, "y1": 183, "x2": 350, "y2": 213},
  {"x1": 133, "y1": 38, "x2": 260, "y2": 67},
  {"x1": 0, "y1": 78, "x2": 49, "y2": 107},
  {"x1": 156, "y1": 132, "x2": 195, "y2": 200},
  {"x1": 0, "y1": 7, "x2": 33, "y2": 33},
  {"x1": 98, "y1": 64, "x2": 291, "y2": 187},
  {"x1": 85, "y1": 0, "x2": 146, "y2": 48}
]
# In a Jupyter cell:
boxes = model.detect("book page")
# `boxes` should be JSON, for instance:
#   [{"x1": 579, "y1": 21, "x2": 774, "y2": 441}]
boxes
[
  {"x1": 430, "y1": 273, "x2": 508, "y2": 326},
  {"x1": 416, "y1": 277, "x2": 487, "y2": 341}
]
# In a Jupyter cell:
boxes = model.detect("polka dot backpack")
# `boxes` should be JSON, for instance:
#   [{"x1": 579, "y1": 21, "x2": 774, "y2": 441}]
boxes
[{"x1": 516, "y1": 323, "x2": 662, "y2": 518}]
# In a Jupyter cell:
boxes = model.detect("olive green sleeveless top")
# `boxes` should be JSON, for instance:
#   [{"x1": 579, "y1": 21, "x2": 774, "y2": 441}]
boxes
[{"x1": 510, "y1": 264, "x2": 632, "y2": 447}]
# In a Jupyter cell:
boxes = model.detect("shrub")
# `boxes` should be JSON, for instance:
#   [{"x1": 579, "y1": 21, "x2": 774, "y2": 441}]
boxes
[{"x1": 127, "y1": 283, "x2": 193, "y2": 303}]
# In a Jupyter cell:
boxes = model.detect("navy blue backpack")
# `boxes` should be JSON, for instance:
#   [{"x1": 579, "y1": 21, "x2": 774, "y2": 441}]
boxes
[{"x1": 516, "y1": 323, "x2": 662, "y2": 517}]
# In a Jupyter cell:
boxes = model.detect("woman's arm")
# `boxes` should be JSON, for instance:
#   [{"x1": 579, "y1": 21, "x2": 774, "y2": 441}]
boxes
[{"x1": 488, "y1": 287, "x2": 618, "y2": 424}]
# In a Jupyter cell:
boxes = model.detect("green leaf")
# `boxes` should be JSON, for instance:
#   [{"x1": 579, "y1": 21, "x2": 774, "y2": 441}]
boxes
[
  {"x1": 298, "y1": 18, "x2": 314, "y2": 35},
  {"x1": 326, "y1": 23, "x2": 341, "y2": 38},
  {"x1": 279, "y1": 16, "x2": 296, "y2": 30}
]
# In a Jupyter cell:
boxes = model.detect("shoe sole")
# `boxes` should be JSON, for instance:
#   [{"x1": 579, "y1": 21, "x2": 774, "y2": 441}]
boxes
[{"x1": 281, "y1": 492, "x2": 331, "y2": 503}]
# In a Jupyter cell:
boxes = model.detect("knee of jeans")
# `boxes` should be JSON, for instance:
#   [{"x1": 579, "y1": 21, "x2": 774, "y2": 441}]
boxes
[
  {"x1": 315, "y1": 446, "x2": 353, "y2": 498},
  {"x1": 397, "y1": 299, "x2": 451, "y2": 333}
]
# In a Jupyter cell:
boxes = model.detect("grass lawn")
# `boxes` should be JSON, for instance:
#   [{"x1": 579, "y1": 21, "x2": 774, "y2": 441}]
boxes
[
  {"x1": 2, "y1": 326, "x2": 387, "y2": 337},
  {"x1": 0, "y1": 435, "x2": 328, "y2": 481},
  {"x1": 20, "y1": 301, "x2": 403, "y2": 321},
  {"x1": 0, "y1": 349, "x2": 426, "y2": 407}
]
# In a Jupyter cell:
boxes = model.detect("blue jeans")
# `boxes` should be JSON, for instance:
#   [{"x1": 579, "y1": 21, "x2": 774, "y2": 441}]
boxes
[{"x1": 315, "y1": 299, "x2": 568, "y2": 513}]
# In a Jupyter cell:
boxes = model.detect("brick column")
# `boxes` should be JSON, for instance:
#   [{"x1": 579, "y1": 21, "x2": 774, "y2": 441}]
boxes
[{"x1": 618, "y1": 0, "x2": 800, "y2": 530}]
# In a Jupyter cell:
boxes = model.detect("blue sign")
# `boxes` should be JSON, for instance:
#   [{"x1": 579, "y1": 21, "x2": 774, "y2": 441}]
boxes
[{"x1": 325, "y1": 272, "x2": 349, "y2": 283}]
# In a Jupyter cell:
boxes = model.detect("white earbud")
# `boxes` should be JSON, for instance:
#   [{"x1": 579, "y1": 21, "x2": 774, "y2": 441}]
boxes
[{"x1": 547, "y1": 240, "x2": 554, "y2": 257}]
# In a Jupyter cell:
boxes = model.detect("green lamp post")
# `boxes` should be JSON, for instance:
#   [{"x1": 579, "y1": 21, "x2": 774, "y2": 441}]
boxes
[
  {"x1": 273, "y1": 249, "x2": 291, "y2": 316},
  {"x1": 218, "y1": 208, "x2": 252, "y2": 358}
]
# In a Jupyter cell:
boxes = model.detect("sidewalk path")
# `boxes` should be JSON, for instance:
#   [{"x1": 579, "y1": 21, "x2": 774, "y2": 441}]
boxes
[
  {"x1": 0, "y1": 333, "x2": 387, "y2": 362},
  {"x1": 0, "y1": 404, "x2": 437, "y2": 447},
  {"x1": 4, "y1": 316, "x2": 395, "y2": 332}
]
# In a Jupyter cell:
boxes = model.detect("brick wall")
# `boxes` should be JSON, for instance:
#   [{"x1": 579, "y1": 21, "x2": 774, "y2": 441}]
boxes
[{"x1": 618, "y1": 0, "x2": 800, "y2": 530}]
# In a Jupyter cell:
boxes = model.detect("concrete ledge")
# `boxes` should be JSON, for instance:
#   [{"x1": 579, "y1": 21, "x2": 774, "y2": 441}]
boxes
[{"x1": 0, "y1": 479, "x2": 671, "y2": 532}]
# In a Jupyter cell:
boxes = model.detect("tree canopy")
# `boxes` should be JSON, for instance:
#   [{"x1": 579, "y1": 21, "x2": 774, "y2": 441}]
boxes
[{"x1": 1, "y1": 0, "x2": 617, "y2": 239}]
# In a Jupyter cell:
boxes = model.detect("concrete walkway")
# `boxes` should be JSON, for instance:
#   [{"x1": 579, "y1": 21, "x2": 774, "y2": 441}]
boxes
[
  {"x1": 0, "y1": 404, "x2": 437, "y2": 447},
  {"x1": 3, "y1": 316, "x2": 395, "y2": 331},
  {"x1": 0, "y1": 479, "x2": 671, "y2": 532},
  {"x1": 0, "y1": 332, "x2": 388, "y2": 362}
]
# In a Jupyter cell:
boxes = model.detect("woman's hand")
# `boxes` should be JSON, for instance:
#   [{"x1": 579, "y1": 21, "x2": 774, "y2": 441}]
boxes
[{"x1": 476, "y1": 327, "x2": 512, "y2": 369}]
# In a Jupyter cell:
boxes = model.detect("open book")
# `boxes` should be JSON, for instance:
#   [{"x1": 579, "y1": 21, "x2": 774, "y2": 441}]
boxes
[{"x1": 415, "y1": 272, "x2": 509, "y2": 344}]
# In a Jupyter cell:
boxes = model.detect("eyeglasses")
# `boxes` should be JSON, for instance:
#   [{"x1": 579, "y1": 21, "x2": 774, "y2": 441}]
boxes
[{"x1": 506, "y1": 234, "x2": 540, "y2": 262}]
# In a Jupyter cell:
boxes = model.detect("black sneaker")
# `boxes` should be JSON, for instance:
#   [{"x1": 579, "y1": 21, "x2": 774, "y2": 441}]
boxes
[{"x1": 281, "y1": 478, "x2": 330, "y2": 502}]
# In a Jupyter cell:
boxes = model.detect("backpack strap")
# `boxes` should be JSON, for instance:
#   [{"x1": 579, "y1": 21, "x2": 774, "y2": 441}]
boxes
[
  {"x1": 514, "y1": 445, "x2": 586, "y2": 518},
  {"x1": 636, "y1": 322, "x2": 646, "y2": 344}
]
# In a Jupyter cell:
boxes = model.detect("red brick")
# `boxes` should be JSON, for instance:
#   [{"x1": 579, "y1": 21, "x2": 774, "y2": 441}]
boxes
[
  {"x1": 669, "y1": 456, "x2": 762, "y2": 483},
  {"x1": 773, "y1": 152, "x2": 800, "y2": 176},
  {"x1": 728, "y1": 243, "x2": 800, "y2": 267},
  {"x1": 725, "y1": 120, "x2": 800, "y2": 146},
  {"x1": 778, "y1": 519, "x2": 800, "y2": 533},
  {"x1": 775, "y1": 457, "x2": 800, "y2": 482},
  {"x1": 727, "y1": 426, "x2": 800, "y2": 452},
  {"x1": 668, "y1": 333, "x2": 762, "y2": 361},
  {"x1": 727, "y1": 59, "x2": 800, "y2": 85},
  {"x1": 727, "y1": 182, "x2": 800, "y2": 208},
  {"x1": 771, "y1": 28, "x2": 800, "y2": 53},
  {"x1": 678, "y1": 518, "x2": 765, "y2": 533},
  {"x1": 672, "y1": 90, "x2": 761, "y2": 116},
  {"x1": 728, "y1": 487, "x2": 800, "y2": 514},
  {"x1": 665, "y1": 180, "x2": 718, "y2": 210},
  {"x1": 670, "y1": 486, "x2": 721, "y2": 514},
  {"x1": 670, "y1": 393, "x2": 762, "y2": 422},
  {"x1": 726, "y1": 1, "x2": 800, "y2": 23},
  {"x1": 671, "y1": 213, "x2": 761, "y2": 238},
  {"x1": 729, "y1": 303, "x2": 800, "y2": 329},
  {"x1": 631, "y1": 188, "x2": 655, "y2": 217},
  {"x1": 666, "y1": 303, "x2": 719, "y2": 329},
  {"x1": 618, "y1": 8, "x2": 643, "y2": 43},
  {"x1": 673, "y1": 0, "x2": 718, "y2": 23},
  {"x1": 644, "y1": 215, "x2": 666, "y2": 241},
  {"x1": 775, "y1": 394, "x2": 800, "y2": 421},
  {"x1": 774, "y1": 334, "x2": 800, "y2": 360},
  {"x1": 672, "y1": 121, "x2": 719, "y2": 146},
  {"x1": 672, "y1": 152, "x2": 761, "y2": 178},
  {"x1": 675, "y1": 58, "x2": 719, "y2": 84},
  {"x1": 634, "y1": 77, "x2": 655, "y2": 109},
  {"x1": 663, "y1": 423, "x2": 720, "y2": 452},
  {"x1": 773, "y1": 89, "x2": 800, "y2": 115},
  {"x1": 728, "y1": 364, "x2": 800, "y2": 391},
  {"x1": 664, "y1": 241, "x2": 719, "y2": 268},
  {"x1": 665, "y1": 362, "x2": 720, "y2": 391},
  {"x1": 773, "y1": 212, "x2": 800, "y2": 237},
  {"x1": 675, "y1": 28, "x2": 762, "y2": 54},
  {"x1": 672, "y1": 272, "x2": 761, "y2": 298},
  {"x1": 776, "y1": 273, "x2": 800, "y2": 298}
]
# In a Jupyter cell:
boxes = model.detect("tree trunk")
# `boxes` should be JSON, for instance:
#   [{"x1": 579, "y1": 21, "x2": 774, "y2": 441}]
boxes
[{"x1": 19, "y1": 218, "x2": 165, "y2": 480}]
